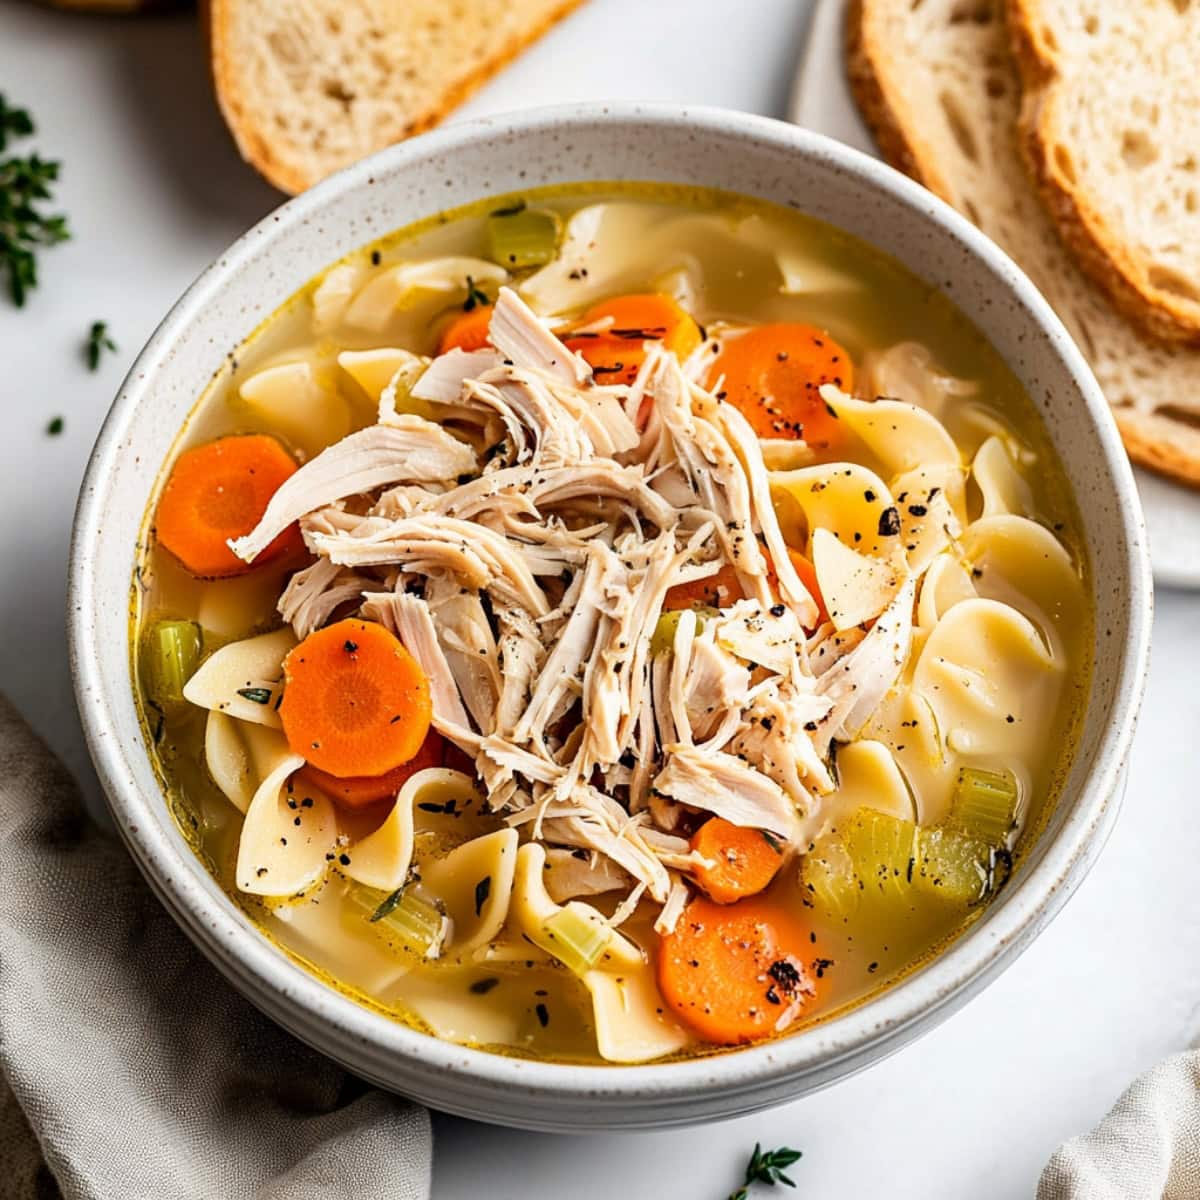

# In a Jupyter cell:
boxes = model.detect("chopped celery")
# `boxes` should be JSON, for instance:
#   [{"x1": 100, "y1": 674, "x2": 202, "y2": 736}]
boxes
[
  {"x1": 485, "y1": 206, "x2": 561, "y2": 269},
  {"x1": 843, "y1": 808, "x2": 917, "y2": 898},
  {"x1": 801, "y1": 834, "x2": 860, "y2": 918},
  {"x1": 949, "y1": 767, "x2": 1018, "y2": 844},
  {"x1": 542, "y1": 905, "x2": 611, "y2": 976},
  {"x1": 649, "y1": 607, "x2": 716, "y2": 657},
  {"x1": 914, "y1": 828, "x2": 992, "y2": 906},
  {"x1": 346, "y1": 883, "x2": 447, "y2": 958},
  {"x1": 146, "y1": 619, "x2": 202, "y2": 709}
]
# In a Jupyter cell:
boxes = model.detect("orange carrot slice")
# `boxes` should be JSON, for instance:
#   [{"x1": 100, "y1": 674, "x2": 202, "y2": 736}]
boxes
[
  {"x1": 438, "y1": 304, "x2": 493, "y2": 354},
  {"x1": 565, "y1": 293, "x2": 702, "y2": 387},
  {"x1": 295, "y1": 728, "x2": 446, "y2": 810},
  {"x1": 663, "y1": 550, "x2": 826, "y2": 627},
  {"x1": 690, "y1": 818, "x2": 785, "y2": 904},
  {"x1": 662, "y1": 562, "x2": 744, "y2": 611},
  {"x1": 279, "y1": 619, "x2": 432, "y2": 779},
  {"x1": 765, "y1": 549, "x2": 828, "y2": 632},
  {"x1": 155, "y1": 434, "x2": 303, "y2": 578},
  {"x1": 708, "y1": 324, "x2": 854, "y2": 447},
  {"x1": 657, "y1": 895, "x2": 821, "y2": 1045}
]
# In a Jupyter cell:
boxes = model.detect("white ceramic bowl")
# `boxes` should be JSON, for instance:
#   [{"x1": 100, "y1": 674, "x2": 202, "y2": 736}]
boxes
[{"x1": 68, "y1": 104, "x2": 1153, "y2": 1131}]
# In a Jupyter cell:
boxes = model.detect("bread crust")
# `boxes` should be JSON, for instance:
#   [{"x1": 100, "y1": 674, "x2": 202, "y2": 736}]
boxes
[
  {"x1": 846, "y1": 0, "x2": 1200, "y2": 490},
  {"x1": 1114, "y1": 408, "x2": 1200, "y2": 489},
  {"x1": 844, "y1": 0, "x2": 955, "y2": 204},
  {"x1": 1007, "y1": 0, "x2": 1200, "y2": 348},
  {"x1": 205, "y1": 0, "x2": 587, "y2": 195}
]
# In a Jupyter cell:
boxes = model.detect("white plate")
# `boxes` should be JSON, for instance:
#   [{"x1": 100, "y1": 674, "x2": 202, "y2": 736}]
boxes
[{"x1": 790, "y1": 0, "x2": 1200, "y2": 589}]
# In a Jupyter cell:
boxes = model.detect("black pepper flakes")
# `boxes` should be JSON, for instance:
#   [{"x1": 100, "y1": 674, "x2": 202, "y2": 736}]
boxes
[{"x1": 877, "y1": 506, "x2": 902, "y2": 537}]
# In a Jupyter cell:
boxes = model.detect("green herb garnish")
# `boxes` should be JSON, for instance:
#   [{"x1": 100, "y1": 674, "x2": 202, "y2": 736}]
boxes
[
  {"x1": 45, "y1": 415, "x2": 63, "y2": 436},
  {"x1": 0, "y1": 95, "x2": 70, "y2": 307},
  {"x1": 727, "y1": 1144, "x2": 803, "y2": 1199},
  {"x1": 369, "y1": 887, "x2": 405, "y2": 923},
  {"x1": 0, "y1": 97, "x2": 34, "y2": 152},
  {"x1": 761, "y1": 830, "x2": 785, "y2": 855},
  {"x1": 236, "y1": 687, "x2": 272, "y2": 705},
  {"x1": 85, "y1": 320, "x2": 117, "y2": 371},
  {"x1": 462, "y1": 274, "x2": 490, "y2": 312}
]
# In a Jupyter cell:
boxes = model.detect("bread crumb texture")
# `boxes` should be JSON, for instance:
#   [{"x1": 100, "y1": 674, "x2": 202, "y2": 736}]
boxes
[{"x1": 207, "y1": 0, "x2": 586, "y2": 194}]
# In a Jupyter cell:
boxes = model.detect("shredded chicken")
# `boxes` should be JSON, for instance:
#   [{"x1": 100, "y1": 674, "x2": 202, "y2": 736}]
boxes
[
  {"x1": 231, "y1": 418, "x2": 476, "y2": 562},
  {"x1": 271, "y1": 296, "x2": 937, "y2": 930}
]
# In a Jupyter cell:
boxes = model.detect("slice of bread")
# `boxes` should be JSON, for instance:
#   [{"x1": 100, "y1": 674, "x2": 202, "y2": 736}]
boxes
[
  {"x1": 1009, "y1": 0, "x2": 1200, "y2": 347},
  {"x1": 205, "y1": 0, "x2": 586, "y2": 195},
  {"x1": 847, "y1": 0, "x2": 1200, "y2": 488}
]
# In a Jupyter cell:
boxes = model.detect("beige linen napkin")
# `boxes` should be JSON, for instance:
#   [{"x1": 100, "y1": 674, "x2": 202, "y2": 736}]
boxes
[
  {"x1": 1039, "y1": 1052, "x2": 1200, "y2": 1199},
  {"x1": 0, "y1": 695, "x2": 431, "y2": 1200}
]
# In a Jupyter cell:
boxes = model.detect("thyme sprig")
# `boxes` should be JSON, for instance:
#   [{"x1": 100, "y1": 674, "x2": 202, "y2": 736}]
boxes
[
  {"x1": 0, "y1": 96, "x2": 70, "y2": 307},
  {"x1": 86, "y1": 320, "x2": 117, "y2": 370},
  {"x1": 727, "y1": 1143, "x2": 803, "y2": 1200}
]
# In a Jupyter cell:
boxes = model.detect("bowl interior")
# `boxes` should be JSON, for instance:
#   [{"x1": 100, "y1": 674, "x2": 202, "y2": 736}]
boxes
[{"x1": 69, "y1": 105, "x2": 1151, "y2": 1129}]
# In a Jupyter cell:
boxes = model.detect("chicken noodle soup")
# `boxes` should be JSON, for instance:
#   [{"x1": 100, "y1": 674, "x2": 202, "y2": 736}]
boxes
[{"x1": 133, "y1": 184, "x2": 1090, "y2": 1064}]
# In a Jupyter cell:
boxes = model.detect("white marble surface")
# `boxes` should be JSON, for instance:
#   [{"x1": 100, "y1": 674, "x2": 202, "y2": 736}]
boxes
[{"x1": 0, "y1": 2, "x2": 1193, "y2": 1195}]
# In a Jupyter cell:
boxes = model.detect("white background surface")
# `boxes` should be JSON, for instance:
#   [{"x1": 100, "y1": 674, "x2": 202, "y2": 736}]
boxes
[{"x1": 0, "y1": 2, "x2": 1195, "y2": 1196}]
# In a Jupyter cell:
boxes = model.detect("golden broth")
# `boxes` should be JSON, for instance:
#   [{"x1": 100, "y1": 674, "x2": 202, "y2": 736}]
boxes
[{"x1": 132, "y1": 183, "x2": 1091, "y2": 1064}]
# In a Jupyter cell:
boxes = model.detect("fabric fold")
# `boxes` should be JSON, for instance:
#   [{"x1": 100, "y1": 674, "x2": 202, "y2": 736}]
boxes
[{"x1": 0, "y1": 694, "x2": 430, "y2": 1200}]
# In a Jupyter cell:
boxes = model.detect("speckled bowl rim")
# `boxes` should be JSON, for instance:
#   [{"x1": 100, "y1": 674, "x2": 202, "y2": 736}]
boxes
[{"x1": 68, "y1": 103, "x2": 1152, "y2": 1125}]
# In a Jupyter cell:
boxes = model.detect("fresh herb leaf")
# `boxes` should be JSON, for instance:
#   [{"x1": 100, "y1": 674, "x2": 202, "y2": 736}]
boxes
[
  {"x1": 0, "y1": 96, "x2": 70, "y2": 307},
  {"x1": 474, "y1": 875, "x2": 491, "y2": 917},
  {"x1": 727, "y1": 1144, "x2": 803, "y2": 1199},
  {"x1": 236, "y1": 687, "x2": 273, "y2": 705},
  {"x1": 85, "y1": 320, "x2": 117, "y2": 371},
  {"x1": 369, "y1": 887, "x2": 405, "y2": 923},
  {"x1": 761, "y1": 830, "x2": 785, "y2": 855},
  {"x1": 462, "y1": 274, "x2": 490, "y2": 312},
  {"x1": 0, "y1": 97, "x2": 34, "y2": 153},
  {"x1": 45, "y1": 415, "x2": 63, "y2": 436}
]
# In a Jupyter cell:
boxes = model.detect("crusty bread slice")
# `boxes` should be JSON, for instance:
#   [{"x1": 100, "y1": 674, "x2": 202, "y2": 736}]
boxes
[
  {"x1": 1008, "y1": 0, "x2": 1200, "y2": 347},
  {"x1": 206, "y1": 0, "x2": 586, "y2": 195},
  {"x1": 847, "y1": 0, "x2": 1200, "y2": 488}
]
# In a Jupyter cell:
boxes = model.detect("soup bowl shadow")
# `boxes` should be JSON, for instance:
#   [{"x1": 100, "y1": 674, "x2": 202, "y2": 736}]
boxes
[{"x1": 67, "y1": 104, "x2": 1152, "y2": 1131}]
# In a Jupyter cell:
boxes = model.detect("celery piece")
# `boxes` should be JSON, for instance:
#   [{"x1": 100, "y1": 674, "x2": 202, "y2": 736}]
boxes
[
  {"x1": 485, "y1": 207, "x2": 561, "y2": 269},
  {"x1": 913, "y1": 827, "x2": 992, "y2": 906},
  {"x1": 949, "y1": 767, "x2": 1018, "y2": 844},
  {"x1": 649, "y1": 607, "x2": 715, "y2": 657},
  {"x1": 801, "y1": 834, "x2": 861, "y2": 918},
  {"x1": 146, "y1": 619, "x2": 202, "y2": 709},
  {"x1": 843, "y1": 808, "x2": 917, "y2": 898},
  {"x1": 542, "y1": 905, "x2": 611, "y2": 976},
  {"x1": 346, "y1": 883, "x2": 446, "y2": 958}
]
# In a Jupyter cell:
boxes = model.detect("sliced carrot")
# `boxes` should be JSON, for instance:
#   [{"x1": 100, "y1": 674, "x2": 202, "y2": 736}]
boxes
[
  {"x1": 438, "y1": 304, "x2": 493, "y2": 354},
  {"x1": 565, "y1": 293, "x2": 702, "y2": 387},
  {"x1": 279, "y1": 618, "x2": 432, "y2": 779},
  {"x1": 690, "y1": 818, "x2": 785, "y2": 904},
  {"x1": 663, "y1": 550, "x2": 827, "y2": 625},
  {"x1": 763, "y1": 548, "x2": 828, "y2": 632},
  {"x1": 708, "y1": 324, "x2": 854, "y2": 448},
  {"x1": 662, "y1": 562, "x2": 744, "y2": 611},
  {"x1": 657, "y1": 895, "x2": 822, "y2": 1045},
  {"x1": 155, "y1": 434, "x2": 304, "y2": 578},
  {"x1": 295, "y1": 728, "x2": 446, "y2": 810}
]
